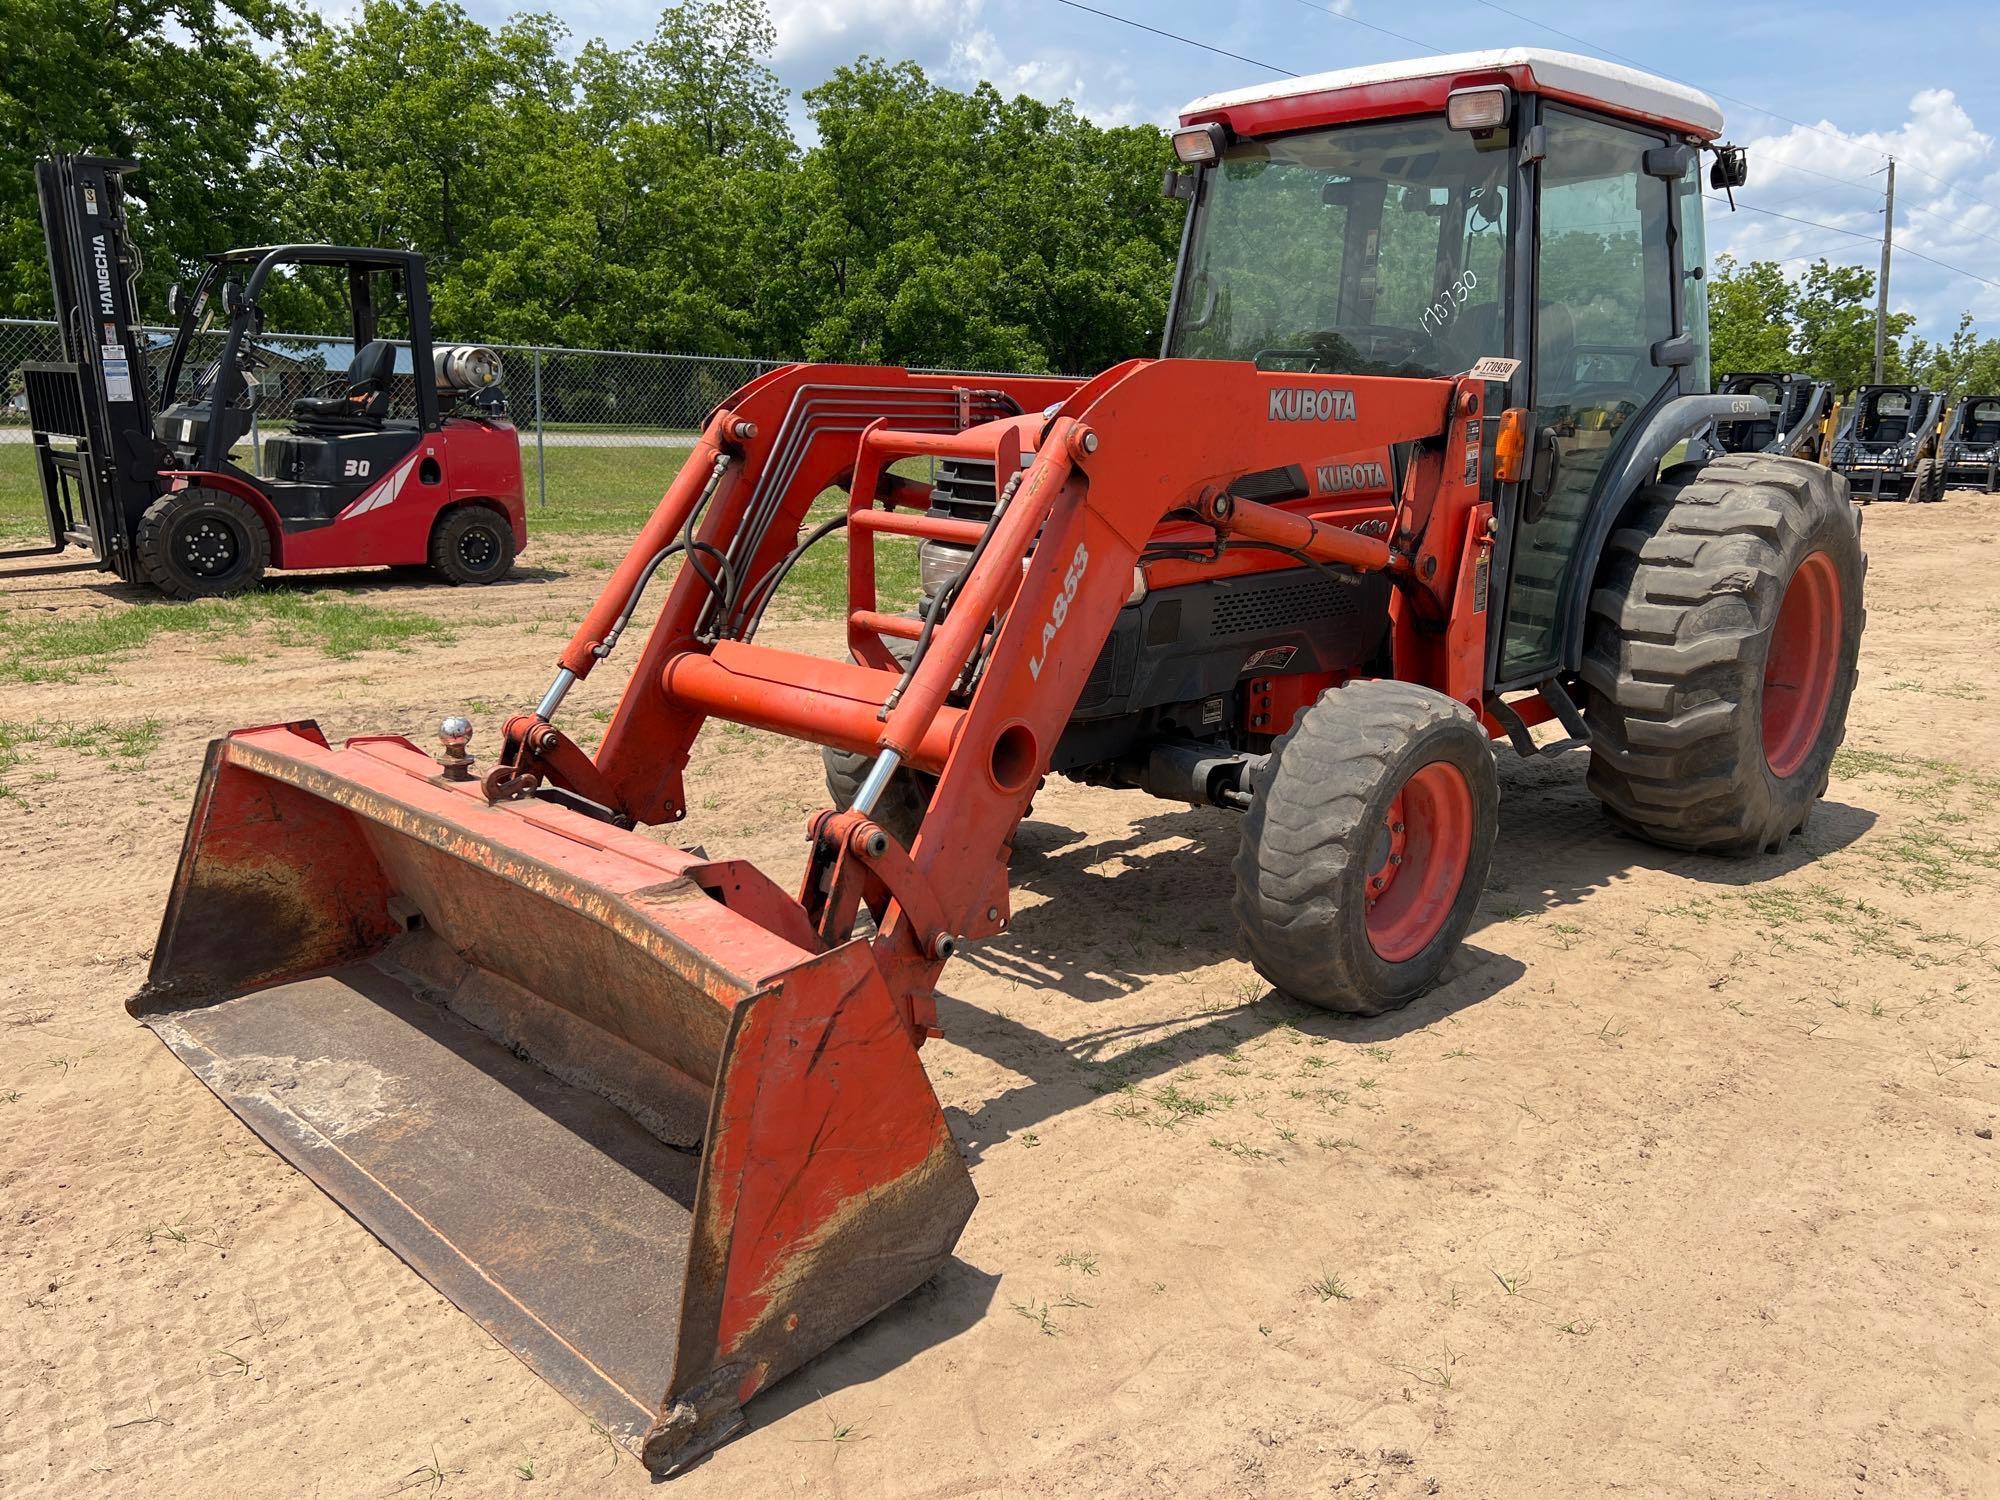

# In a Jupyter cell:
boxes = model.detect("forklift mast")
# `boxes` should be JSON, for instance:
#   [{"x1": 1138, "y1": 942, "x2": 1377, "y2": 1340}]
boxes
[{"x1": 23, "y1": 155, "x2": 161, "y2": 580}]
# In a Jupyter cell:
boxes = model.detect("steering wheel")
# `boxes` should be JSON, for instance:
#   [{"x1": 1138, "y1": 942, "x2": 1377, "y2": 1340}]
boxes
[{"x1": 1255, "y1": 324, "x2": 1432, "y2": 374}]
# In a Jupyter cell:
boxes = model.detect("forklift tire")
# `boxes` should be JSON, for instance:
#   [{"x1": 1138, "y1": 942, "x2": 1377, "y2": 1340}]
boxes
[
  {"x1": 821, "y1": 747, "x2": 935, "y2": 850},
  {"x1": 430, "y1": 505, "x2": 517, "y2": 585},
  {"x1": 135, "y1": 487, "x2": 270, "y2": 599},
  {"x1": 1581, "y1": 453, "x2": 1864, "y2": 854},
  {"x1": 1232, "y1": 680, "x2": 1499, "y2": 1016}
]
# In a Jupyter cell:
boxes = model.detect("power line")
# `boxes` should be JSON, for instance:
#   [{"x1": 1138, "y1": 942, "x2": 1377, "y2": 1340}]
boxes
[
  {"x1": 1282, "y1": 0, "x2": 1436, "y2": 54},
  {"x1": 1708, "y1": 195, "x2": 2000, "y2": 292},
  {"x1": 1050, "y1": 0, "x2": 1297, "y2": 77}
]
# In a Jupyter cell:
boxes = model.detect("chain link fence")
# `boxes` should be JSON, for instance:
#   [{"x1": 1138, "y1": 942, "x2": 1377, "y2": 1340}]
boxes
[{"x1": 0, "y1": 316, "x2": 785, "y2": 510}]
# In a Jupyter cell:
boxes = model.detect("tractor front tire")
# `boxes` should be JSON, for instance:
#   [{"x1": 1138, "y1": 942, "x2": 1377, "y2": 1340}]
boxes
[
  {"x1": 1232, "y1": 680, "x2": 1499, "y2": 1016},
  {"x1": 430, "y1": 505, "x2": 517, "y2": 585},
  {"x1": 1582, "y1": 452, "x2": 1864, "y2": 854},
  {"x1": 135, "y1": 487, "x2": 270, "y2": 599},
  {"x1": 822, "y1": 747, "x2": 935, "y2": 850}
]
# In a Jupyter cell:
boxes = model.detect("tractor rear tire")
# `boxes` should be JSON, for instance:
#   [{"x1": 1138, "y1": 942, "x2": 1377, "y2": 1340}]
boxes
[
  {"x1": 135, "y1": 487, "x2": 270, "y2": 599},
  {"x1": 821, "y1": 747, "x2": 935, "y2": 850},
  {"x1": 1928, "y1": 458, "x2": 1949, "y2": 503},
  {"x1": 1232, "y1": 680, "x2": 1499, "y2": 1016},
  {"x1": 1581, "y1": 452, "x2": 1864, "y2": 854},
  {"x1": 430, "y1": 505, "x2": 517, "y2": 585}
]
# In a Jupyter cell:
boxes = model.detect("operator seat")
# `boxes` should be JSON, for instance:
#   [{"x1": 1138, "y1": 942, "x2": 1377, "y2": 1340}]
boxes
[{"x1": 294, "y1": 340, "x2": 395, "y2": 430}]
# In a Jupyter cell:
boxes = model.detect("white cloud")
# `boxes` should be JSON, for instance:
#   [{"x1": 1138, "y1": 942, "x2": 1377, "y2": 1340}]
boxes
[
  {"x1": 1712, "y1": 87, "x2": 2000, "y2": 335},
  {"x1": 769, "y1": 0, "x2": 983, "y2": 70},
  {"x1": 769, "y1": 0, "x2": 1151, "y2": 128}
]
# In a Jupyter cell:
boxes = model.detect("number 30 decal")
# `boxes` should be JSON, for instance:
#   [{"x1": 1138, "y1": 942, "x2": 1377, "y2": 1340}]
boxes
[{"x1": 342, "y1": 458, "x2": 372, "y2": 478}]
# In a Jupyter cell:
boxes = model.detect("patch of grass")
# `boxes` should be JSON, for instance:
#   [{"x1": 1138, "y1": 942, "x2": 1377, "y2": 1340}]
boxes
[
  {"x1": 0, "y1": 717, "x2": 162, "y2": 797},
  {"x1": 1389, "y1": 1343, "x2": 1460, "y2": 1392},
  {"x1": 1308, "y1": 1271, "x2": 1353, "y2": 1302},
  {"x1": 1056, "y1": 1251, "x2": 1099, "y2": 1276},
  {"x1": 0, "y1": 444, "x2": 45, "y2": 542},
  {"x1": 1208, "y1": 1136, "x2": 1274, "y2": 1161},
  {"x1": 1151, "y1": 1081, "x2": 1233, "y2": 1128},
  {"x1": 398, "y1": 1448, "x2": 465, "y2": 1494},
  {"x1": 525, "y1": 448, "x2": 925, "y2": 620},
  {"x1": 0, "y1": 589, "x2": 451, "y2": 684}
]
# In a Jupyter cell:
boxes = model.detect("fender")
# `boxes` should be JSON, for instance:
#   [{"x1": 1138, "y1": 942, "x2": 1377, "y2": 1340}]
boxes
[
  {"x1": 1555, "y1": 391, "x2": 1773, "y2": 671},
  {"x1": 157, "y1": 469, "x2": 293, "y2": 567}
]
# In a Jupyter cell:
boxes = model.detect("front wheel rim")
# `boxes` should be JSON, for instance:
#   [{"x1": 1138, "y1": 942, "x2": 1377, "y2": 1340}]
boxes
[
  {"x1": 1365, "y1": 761, "x2": 1475, "y2": 964},
  {"x1": 1762, "y1": 550, "x2": 1843, "y2": 777},
  {"x1": 174, "y1": 513, "x2": 241, "y2": 579}
]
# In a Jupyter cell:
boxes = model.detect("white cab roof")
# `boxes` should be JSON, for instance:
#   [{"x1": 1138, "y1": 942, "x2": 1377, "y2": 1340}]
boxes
[{"x1": 1182, "y1": 47, "x2": 1724, "y2": 140}]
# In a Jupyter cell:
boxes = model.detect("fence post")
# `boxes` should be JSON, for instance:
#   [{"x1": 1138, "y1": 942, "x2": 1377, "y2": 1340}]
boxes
[{"x1": 532, "y1": 346, "x2": 547, "y2": 512}]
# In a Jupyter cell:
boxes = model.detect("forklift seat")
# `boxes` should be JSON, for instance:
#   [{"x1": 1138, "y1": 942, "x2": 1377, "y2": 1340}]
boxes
[{"x1": 294, "y1": 340, "x2": 395, "y2": 429}]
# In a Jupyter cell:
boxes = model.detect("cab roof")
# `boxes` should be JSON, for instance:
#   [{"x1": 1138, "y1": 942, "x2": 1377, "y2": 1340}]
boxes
[{"x1": 1180, "y1": 47, "x2": 1724, "y2": 141}]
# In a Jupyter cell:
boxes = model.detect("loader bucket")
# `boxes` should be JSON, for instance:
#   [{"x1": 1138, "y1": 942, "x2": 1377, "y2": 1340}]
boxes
[{"x1": 134, "y1": 723, "x2": 976, "y2": 1473}]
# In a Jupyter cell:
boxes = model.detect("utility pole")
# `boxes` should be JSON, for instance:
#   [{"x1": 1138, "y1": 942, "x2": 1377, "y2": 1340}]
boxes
[{"x1": 1874, "y1": 156, "x2": 1896, "y2": 384}]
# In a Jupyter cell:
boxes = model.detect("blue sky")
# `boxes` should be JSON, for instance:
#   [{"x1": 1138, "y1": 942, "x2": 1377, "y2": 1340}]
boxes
[{"x1": 394, "y1": 0, "x2": 2000, "y2": 343}]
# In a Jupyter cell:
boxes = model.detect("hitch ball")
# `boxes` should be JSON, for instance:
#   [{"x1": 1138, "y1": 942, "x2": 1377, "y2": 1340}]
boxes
[{"x1": 437, "y1": 716, "x2": 475, "y2": 781}]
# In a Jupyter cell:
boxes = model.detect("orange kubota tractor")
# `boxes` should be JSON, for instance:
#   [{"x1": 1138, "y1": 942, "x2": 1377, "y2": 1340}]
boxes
[{"x1": 135, "y1": 49, "x2": 1864, "y2": 1473}]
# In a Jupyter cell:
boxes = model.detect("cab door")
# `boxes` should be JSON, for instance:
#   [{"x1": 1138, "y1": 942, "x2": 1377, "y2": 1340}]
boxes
[{"x1": 1496, "y1": 107, "x2": 1681, "y2": 684}]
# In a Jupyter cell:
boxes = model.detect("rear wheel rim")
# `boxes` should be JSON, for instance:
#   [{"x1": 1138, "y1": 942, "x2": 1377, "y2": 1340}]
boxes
[
  {"x1": 457, "y1": 523, "x2": 501, "y2": 574},
  {"x1": 1762, "y1": 550, "x2": 1843, "y2": 777},
  {"x1": 174, "y1": 513, "x2": 241, "y2": 579},
  {"x1": 1364, "y1": 761, "x2": 1475, "y2": 964}
]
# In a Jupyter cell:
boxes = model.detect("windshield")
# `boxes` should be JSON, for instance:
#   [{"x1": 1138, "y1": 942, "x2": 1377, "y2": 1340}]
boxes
[{"x1": 1168, "y1": 115, "x2": 1513, "y2": 378}]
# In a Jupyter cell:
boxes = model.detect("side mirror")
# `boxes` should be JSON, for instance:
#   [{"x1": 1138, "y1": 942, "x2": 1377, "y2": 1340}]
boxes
[
  {"x1": 167, "y1": 283, "x2": 182, "y2": 317},
  {"x1": 222, "y1": 278, "x2": 244, "y2": 317}
]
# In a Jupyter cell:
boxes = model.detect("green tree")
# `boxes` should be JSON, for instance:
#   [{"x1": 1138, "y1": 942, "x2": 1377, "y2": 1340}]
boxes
[
  {"x1": 1793, "y1": 259, "x2": 1910, "y2": 392},
  {"x1": 0, "y1": 0, "x2": 296, "y2": 316},
  {"x1": 1706, "y1": 255, "x2": 1795, "y2": 375},
  {"x1": 774, "y1": 59, "x2": 1179, "y2": 370}
]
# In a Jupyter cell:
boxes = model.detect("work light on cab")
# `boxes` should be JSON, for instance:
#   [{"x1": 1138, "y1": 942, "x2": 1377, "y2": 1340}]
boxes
[
  {"x1": 1171, "y1": 123, "x2": 1225, "y2": 164},
  {"x1": 1445, "y1": 85, "x2": 1511, "y2": 131}
]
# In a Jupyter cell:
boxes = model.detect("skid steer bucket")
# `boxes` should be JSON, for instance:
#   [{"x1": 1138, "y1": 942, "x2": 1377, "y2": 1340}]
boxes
[{"x1": 134, "y1": 722, "x2": 976, "y2": 1473}]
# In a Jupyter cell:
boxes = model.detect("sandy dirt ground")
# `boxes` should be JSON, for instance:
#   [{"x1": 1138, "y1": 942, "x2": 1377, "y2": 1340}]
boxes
[{"x1": 1, "y1": 495, "x2": 1996, "y2": 1499}]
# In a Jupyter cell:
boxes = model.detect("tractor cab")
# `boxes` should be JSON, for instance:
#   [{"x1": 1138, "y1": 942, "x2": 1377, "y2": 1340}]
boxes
[{"x1": 1168, "y1": 49, "x2": 1738, "y2": 686}]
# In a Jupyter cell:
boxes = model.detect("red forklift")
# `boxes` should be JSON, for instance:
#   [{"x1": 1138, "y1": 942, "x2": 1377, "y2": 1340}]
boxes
[{"x1": 6, "y1": 156, "x2": 527, "y2": 597}]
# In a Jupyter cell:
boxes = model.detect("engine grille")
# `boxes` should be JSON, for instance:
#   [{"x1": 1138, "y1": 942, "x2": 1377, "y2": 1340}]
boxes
[
  {"x1": 1210, "y1": 571, "x2": 1359, "y2": 637},
  {"x1": 928, "y1": 458, "x2": 999, "y2": 522}
]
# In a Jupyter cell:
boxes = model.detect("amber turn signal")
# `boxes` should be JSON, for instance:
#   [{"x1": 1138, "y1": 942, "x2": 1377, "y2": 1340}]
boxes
[{"x1": 1494, "y1": 407, "x2": 1529, "y2": 483}]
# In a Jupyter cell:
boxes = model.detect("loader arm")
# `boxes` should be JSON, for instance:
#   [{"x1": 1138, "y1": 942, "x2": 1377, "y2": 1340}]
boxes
[{"x1": 531, "y1": 359, "x2": 1472, "y2": 1035}]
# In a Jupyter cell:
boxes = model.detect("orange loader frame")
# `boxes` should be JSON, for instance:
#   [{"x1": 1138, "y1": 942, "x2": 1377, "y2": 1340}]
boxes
[{"x1": 143, "y1": 357, "x2": 1536, "y2": 1471}]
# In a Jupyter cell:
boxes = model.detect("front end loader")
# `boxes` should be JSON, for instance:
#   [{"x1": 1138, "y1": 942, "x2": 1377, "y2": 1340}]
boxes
[{"x1": 135, "y1": 48, "x2": 1866, "y2": 1473}]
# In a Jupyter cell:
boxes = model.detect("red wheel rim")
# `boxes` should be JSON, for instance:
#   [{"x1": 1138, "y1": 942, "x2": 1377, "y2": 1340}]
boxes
[
  {"x1": 1761, "y1": 550, "x2": 1843, "y2": 778},
  {"x1": 1365, "y1": 761, "x2": 1475, "y2": 964}
]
